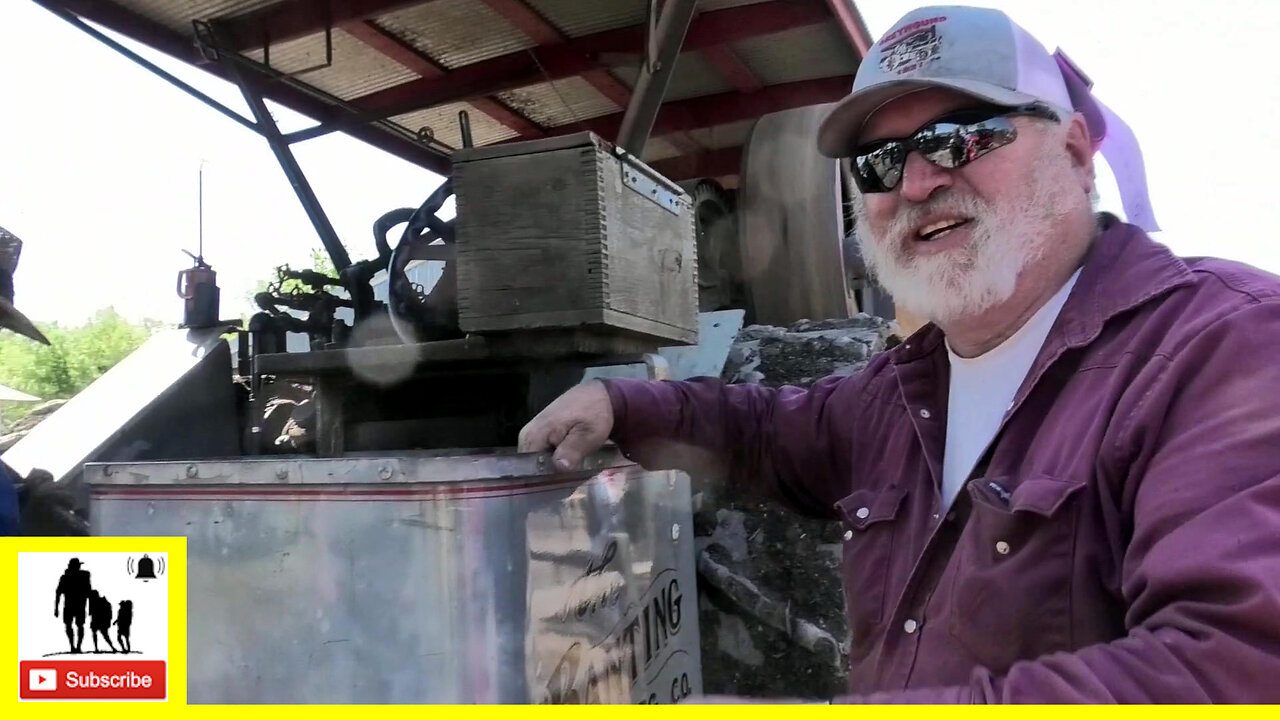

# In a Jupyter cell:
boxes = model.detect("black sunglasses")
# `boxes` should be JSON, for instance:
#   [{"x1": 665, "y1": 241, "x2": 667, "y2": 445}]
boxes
[{"x1": 847, "y1": 103, "x2": 1060, "y2": 193}]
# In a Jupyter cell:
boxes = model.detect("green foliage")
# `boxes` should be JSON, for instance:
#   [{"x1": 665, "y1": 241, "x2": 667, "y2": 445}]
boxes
[{"x1": 0, "y1": 308, "x2": 160, "y2": 424}]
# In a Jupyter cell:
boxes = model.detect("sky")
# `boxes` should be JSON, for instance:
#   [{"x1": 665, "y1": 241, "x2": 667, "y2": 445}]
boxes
[{"x1": 3, "y1": 0, "x2": 1279, "y2": 326}]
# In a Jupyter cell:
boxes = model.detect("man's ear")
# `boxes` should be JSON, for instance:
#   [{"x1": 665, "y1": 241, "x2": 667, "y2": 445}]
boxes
[{"x1": 1064, "y1": 112, "x2": 1096, "y2": 195}]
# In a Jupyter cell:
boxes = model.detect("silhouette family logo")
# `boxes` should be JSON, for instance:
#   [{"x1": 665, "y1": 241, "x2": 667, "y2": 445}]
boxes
[{"x1": 17, "y1": 552, "x2": 169, "y2": 701}]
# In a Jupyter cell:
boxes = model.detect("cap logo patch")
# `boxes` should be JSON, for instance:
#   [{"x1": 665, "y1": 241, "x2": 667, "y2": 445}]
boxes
[{"x1": 878, "y1": 16, "x2": 946, "y2": 76}]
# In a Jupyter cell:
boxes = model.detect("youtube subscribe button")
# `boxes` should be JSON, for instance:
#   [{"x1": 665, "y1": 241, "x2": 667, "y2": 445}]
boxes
[{"x1": 19, "y1": 660, "x2": 166, "y2": 700}]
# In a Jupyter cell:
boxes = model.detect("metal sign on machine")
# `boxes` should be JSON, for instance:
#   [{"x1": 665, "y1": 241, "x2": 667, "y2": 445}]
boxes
[
  {"x1": 541, "y1": 567, "x2": 694, "y2": 704},
  {"x1": 527, "y1": 467, "x2": 702, "y2": 706}
]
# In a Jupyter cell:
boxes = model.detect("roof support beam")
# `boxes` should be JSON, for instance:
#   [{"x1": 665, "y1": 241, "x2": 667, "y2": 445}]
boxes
[
  {"x1": 649, "y1": 146, "x2": 743, "y2": 182},
  {"x1": 215, "y1": 0, "x2": 435, "y2": 53},
  {"x1": 33, "y1": 0, "x2": 450, "y2": 173},
  {"x1": 615, "y1": 0, "x2": 699, "y2": 154},
  {"x1": 224, "y1": 61, "x2": 353, "y2": 270},
  {"x1": 823, "y1": 0, "x2": 875, "y2": 58},
  {"x1": 477, "y1": 0, "x2": 558, "y2": 44},
  {"x1": 339, "y1": 19, "x2": 544, "y2": 137},
  {"x1": 665, "y1": 133, "x2": 706, "y2": 156},
  {"x1": 701, "y1": 45, "x2": 763, "y2": 94},
  {"x1": 351, "y1": 0, "x2": 828, "y2": 118},
  {"x1": 581, "y1": 70, "x2": 632, "y2": 108},
  {"x1": 475, "y1": 0, "x2": 633, "y2": 110},
  {"x1": 536, "y1": 76, "x2": 853, "y2": 143}
]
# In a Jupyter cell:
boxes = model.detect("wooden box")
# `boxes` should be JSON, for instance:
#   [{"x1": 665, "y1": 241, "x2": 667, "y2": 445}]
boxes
[{"x1": 452, "y1": 132, "x2": 698, "y2": 346}]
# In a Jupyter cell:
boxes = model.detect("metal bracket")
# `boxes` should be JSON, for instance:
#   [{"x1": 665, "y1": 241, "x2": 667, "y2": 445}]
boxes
[
  {"x1": 192, "y1": 20, "x2": 221, "y2": 62},
  {"x1": 617, "y1": 149, "x2": 684, "y2": 215},
  {"x1": 193, "y1": 19, "x2": 334, "y2": 78},
  {"x1": 266, "y1": 25, "x2": 335, "y2": 77},
  {"x1": 622, "y1": 165, "x2": 681, "y2": 215}
]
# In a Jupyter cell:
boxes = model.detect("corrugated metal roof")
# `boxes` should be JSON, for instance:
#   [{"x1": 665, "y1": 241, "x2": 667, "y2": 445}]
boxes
[
  {"x1": 390, "y1": 102, "x2": 521, "y2": 150},
  {"x1": 114, "y1": 0, "x2": 278, "y2": 34},
  {"x1": 686, "y1": 119, "x2": 756, "y2": 150},
  {"x1": 609, "y1": 50, "x2": 732, "y2": 102},
  {"x1": 497, "y1": 76, "x2": 618, "y2": 128},
  {"x1": 81, "y1": 0, "x2": 862, "y2": 178},
  {"x1": 733, "y1": 22, "x2": 857, "y2": 86},
  {"x1": 375, "y1": 0, "x2": 534, "y2": 70},
  {"x1": 527, "y1": 0, "x2": 647, "y2": 39},
  {"x1": 243, "y1": 29, "x2": 418, "y2": 100}
]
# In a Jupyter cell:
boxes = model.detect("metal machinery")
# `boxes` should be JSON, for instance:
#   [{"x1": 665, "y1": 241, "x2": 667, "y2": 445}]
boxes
[{"x1": 10, "y1": 0, "x2": 880, "y2": 704}]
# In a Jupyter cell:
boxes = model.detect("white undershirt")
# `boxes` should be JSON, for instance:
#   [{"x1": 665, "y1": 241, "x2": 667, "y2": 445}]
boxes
[{"x1": 940, "y1": 269, "x2": 1081, "y2": 509}]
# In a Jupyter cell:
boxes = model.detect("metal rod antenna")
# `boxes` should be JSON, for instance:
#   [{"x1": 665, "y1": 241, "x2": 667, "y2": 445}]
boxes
[{"x1": 198, "y1": 161, "x2": 205, "y2": 262}]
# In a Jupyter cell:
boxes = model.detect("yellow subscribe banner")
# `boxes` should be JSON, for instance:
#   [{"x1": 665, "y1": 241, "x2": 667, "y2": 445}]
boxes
[{"x1": 1, "y1": 537, "x2": 1273, "y2": 717}]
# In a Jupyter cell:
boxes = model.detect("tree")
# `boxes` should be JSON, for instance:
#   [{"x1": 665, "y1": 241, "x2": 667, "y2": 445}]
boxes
[
  {"x1": 247, "y1": 247, "x2": 338, "y2": 305},
  {"x1": 0, "y1": 308, "x2": 159, "y2": 426}
]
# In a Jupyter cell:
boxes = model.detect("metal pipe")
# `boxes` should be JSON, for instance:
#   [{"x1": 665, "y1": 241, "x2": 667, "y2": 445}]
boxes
[
  {"x1": 49, "y1": 5, "x2": 352, "y2": 271},
  {"x1": 220, "y1": 60, "x2": 353, "y2": 271},
  {"x1": 282, "y1": 124, "x2": 337, "y2": 145},
  {"x1": 45, "y1": 9, "x2": 259, "y2": 134},
  {"x1": 615, "y1": 0, "x2": 699, "y2": 156},
  {"x1": 458, "y1": 110, "x2": 473, "y2": 149}
]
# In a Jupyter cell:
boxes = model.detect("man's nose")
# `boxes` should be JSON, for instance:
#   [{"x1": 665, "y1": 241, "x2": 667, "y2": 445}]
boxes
[{"x1": 898, "y1": 151, "x2": 952, "y2": 203}]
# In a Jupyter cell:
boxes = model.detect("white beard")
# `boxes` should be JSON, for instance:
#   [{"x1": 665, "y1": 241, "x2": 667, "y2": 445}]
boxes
[{"x1": 853, "y1": 149, "x2": 1078, "y2": 324}]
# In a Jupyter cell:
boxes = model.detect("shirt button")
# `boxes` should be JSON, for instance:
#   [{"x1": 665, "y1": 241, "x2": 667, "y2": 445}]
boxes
[
  {"x1": 919, "y1": 408, "x2": 932, "y2": 419},
  {"x1": 945, "y1": 511, "x2": 957, "y2": 522},
  {"x1": 995, "y1": 540, "x2": 1011, "y2": 555},
  {"x1": 855, "y1": 507, "x2": 870, "y2": 519},
  {"x1": 843, "y1": 530, "x2": 853, "y2": 541},
  {"x1": 903, "y1": 618, "x2": 919, "y2": 634}
]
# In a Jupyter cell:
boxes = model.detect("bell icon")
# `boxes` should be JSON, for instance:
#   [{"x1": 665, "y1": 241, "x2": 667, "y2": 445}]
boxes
[{"x1": 135, "y1": 554, "x2": 157, "y2": 580}]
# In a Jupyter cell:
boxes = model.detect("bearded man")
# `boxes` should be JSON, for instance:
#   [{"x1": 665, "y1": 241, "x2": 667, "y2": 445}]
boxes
[{"x1": 519, "y1": 5, "x2": 1280, "y2": 703}]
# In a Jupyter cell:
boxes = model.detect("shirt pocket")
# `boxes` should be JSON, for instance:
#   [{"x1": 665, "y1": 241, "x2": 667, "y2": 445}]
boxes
[
  {"x1": 947, "y1": 474, "x2": 1086, "y2": 673},
  {"x1": 835, "y1": 486, "x2": 908, "y2": 657}
]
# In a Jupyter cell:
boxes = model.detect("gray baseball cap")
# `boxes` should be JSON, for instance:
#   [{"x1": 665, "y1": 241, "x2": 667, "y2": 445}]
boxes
[
  {"x1": 819, "y1": 5, "x2": 1160, "y2": 233},
  {"x1": 0, "y1": 226, "x2": 51, "y2": 345},
  {"x1": 818, "y1": 6, "x2": 1073, "y2": 157}
]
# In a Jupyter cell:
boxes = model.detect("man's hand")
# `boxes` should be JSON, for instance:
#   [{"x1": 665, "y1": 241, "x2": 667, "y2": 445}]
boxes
[{"x1": 518, "y1": 381, "x2": 613, "y2": 471}]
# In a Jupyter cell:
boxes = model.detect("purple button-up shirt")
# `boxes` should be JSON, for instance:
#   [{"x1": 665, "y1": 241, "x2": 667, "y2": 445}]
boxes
[{"x1": 603, "y1": 220, "x2": 1280, "y2": 702}]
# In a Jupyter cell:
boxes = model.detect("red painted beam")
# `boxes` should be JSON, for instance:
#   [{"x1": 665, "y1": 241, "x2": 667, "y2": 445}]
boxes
[
  {"x1": 701, "y1": 45, "x2": 763, "y2": 94},
  {"x1": 824, "y1": 0, "x2": 874, "y2": 58},
  {"x1": 539, "y1": 76, "x2": 852, "y2": 142},
  {"x1": 33, "y1": 0, "x2": 450, "y2": 173},
  {"x1": 352, "y1": 0, "x2": 828, "y2": 117},
  {"x1": 478, "y1": 0, "x2": 559, "y2": 45},
  {"x1": 665, "y1": 132, "x2": 705, "y2": 155},
  {"x1": 340, "y1": 19, "x2": 544, "y2": 136},
  {"x1": 476, "y1": 0, "x2": 634, "y2": 109},
  {"x1": 649, "y1": 146, "x2": 744, "y2": 181},
  {"x1": 683, "y1": 0, "x2": 828, "y2": 52},
  {"x1": 581, "y1": 69, "x2": 631, "y2": 108},
  {"x1": 339, "y1": 19, "x2": 442, "y2": 76},
  {"x1": 215, "y1": 0, "x2": 435, "y2": 53},
  {"x1": 469, "y1": 98, "x2": 545, "y2": 137}
]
